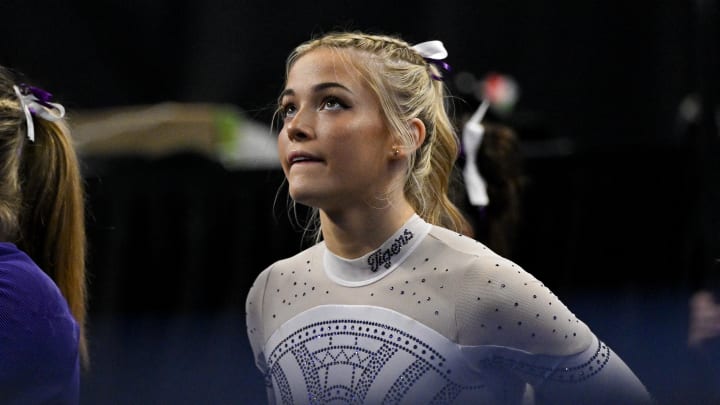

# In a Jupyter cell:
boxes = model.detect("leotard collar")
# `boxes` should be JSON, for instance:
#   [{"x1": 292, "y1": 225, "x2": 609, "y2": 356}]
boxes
[{"x1": 323, "y1": 214, "x2": 432, "y2": 287}]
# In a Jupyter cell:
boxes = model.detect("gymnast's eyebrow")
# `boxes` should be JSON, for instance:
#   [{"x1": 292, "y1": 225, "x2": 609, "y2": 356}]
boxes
[{"x1": 280, "y1": 82, "x2": 354, "y2": 99}]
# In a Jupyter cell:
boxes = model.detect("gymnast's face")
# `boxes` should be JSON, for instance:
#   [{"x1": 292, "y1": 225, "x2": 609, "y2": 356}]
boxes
[{"x1": 278, "y1": 47, "x2": 397, "y2": 213}]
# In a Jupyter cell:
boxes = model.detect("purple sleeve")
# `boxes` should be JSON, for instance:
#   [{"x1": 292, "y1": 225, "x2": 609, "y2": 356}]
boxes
[{"x1": 0, "y1": 249, "x2": 80, "y2": 404}]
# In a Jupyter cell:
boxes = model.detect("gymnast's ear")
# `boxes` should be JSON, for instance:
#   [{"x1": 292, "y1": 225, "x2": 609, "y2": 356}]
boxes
[{"x1": 408, "y1": 118, "x2": 426, "y2": 151}]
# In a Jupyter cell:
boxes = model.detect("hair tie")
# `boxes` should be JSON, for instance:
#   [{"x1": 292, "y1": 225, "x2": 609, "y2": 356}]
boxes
[
  {"x1": 13, "y1": 84, "x2": 66, "y2": 142},
  {"x1": 411, "y1": 40, "x2": 451, "y2": 81}
]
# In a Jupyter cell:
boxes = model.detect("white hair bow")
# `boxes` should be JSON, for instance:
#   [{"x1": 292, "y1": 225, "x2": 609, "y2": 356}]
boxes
[
  {"x1": 411, "y1": 40, "x2": 450, "y2": 80},
  {"x1": 13, "y1": 84, "x2": 66, "y2": 142},
  {"x1": 411, "y1": 40, "x2": 448, "y2": 60}
]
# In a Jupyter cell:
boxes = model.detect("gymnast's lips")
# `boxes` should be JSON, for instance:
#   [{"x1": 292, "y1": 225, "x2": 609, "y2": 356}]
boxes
[{"x1": 287, "y1": 151, "x2": 323, "y2": 167}]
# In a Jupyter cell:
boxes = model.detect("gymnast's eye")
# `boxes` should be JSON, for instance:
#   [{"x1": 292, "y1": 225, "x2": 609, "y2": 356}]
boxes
[
  {"x1": 320, "y1": 96, "x2": 348, "y2": 111},
  {"x1": 280, "y1": 103, "x2": 297, "y2": 119}
]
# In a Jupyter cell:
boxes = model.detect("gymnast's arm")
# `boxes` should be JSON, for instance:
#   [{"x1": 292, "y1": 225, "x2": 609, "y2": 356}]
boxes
[
  {"x1": 530, "y1": 334, "x2": 653, "y2": 405},
  {"x1": 246, "y1": 266, "x2": 276, "y2": 405},
  {"x1": 455, "y1": 255, "x2": 653, "y2": 404}
]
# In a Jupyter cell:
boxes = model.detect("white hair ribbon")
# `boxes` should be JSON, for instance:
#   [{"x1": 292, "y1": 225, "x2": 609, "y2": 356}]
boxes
[
  {"x1": 411, "y1": 40, "x2": 450, "y2": 80},
  {"x1": 13, "y1": 84, "x2": 66, "y2": 142},
  {"x1": 462, "y1": 100, "x2": 490, "y2": 206},
  {"x1": 411, "y1": 40, "x2": 448, "y2": 60}
]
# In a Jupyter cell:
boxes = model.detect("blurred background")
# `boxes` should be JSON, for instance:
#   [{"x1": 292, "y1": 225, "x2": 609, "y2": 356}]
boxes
[{"x1": 2, "y1": 0, "x2": 719, "y2": 403}]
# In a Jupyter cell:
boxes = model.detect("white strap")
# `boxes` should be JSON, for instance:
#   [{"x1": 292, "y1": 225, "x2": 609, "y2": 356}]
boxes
[{"x1": 462, "y1": 100, "x2": 490, "y2": 206}]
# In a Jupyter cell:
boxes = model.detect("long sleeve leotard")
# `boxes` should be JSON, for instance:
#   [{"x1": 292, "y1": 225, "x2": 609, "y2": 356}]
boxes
[{"x1": 246, "y1": 215, "x2": 652, "y2": 404}]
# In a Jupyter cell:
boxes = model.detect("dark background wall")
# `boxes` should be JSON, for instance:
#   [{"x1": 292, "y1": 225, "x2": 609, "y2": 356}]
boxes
[
  {"x1": 0, "y1": 1, "x2": 700, "y2": 139},
  {"x1": 2, "y1": 1, "x2": 718, "y2": 403}
]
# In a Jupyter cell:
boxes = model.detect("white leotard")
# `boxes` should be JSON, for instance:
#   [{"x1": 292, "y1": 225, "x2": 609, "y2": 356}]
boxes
[{"x1": 246, "y1": 215, "x2": 652, "y2": 404}]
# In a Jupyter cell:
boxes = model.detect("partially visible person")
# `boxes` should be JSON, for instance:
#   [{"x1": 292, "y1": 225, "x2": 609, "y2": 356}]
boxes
[
  {"x1": 689, "y1": 289, "x2": 720, "y2": 348},
  {"x1": 0, "y1": 66, "x2": 87, "y2": 404},
  {"x1": 686, "y1": 273, "x2": 720, "y2": 402},
  {"x1": 246, "y1": 31, "x2": 652, "y2": 404},
  {"x1": 457, "y1": 104, "x2": 525, "y2": 258}
]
